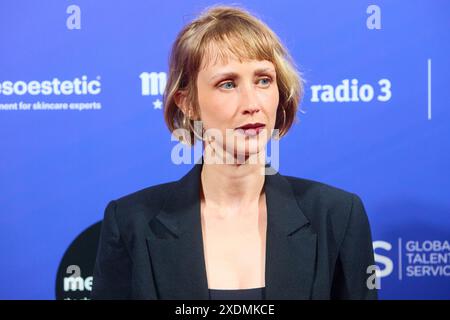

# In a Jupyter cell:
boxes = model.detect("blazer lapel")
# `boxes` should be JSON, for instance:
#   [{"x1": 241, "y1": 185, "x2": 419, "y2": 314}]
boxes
[
  {"x1": 146, "y1": 159, "x2": 317, "y2": 300},
  {"x1": 146, "y1": 160, "x2": 209, "y2": 299},
  {"x1": 264, "y1": 171, "x2": 317, "y2": 299}
]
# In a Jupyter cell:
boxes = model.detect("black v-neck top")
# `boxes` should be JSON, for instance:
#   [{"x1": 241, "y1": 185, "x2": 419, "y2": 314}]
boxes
[{"x1": 208, "y1": 287, "x2": 265, "y2": 300}]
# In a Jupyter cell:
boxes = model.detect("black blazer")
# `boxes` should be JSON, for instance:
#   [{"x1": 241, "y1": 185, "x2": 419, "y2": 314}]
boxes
[{"x1": 91, "y1": 160, "x2": 377, "y2": 300}]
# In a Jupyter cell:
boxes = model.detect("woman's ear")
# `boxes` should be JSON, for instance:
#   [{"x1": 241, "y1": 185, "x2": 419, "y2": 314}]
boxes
[{"x1": 174, "y1": 90, "x2": 189, "y2": 116}]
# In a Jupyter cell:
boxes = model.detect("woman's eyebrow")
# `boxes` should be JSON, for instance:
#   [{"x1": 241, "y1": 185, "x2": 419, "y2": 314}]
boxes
[{"x1": 209, "y1": 68, "x2": 276, "y2": 82}]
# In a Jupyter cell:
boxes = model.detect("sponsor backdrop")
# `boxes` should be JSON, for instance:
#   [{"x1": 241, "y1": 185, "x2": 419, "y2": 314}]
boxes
[{"x1": 0, "y1": 0, "x2": 449, "y2": 300}]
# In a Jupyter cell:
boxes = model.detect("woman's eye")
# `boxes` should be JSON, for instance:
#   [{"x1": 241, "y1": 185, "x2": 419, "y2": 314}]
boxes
[
  {"x1": 218, "y1": 77, "x2": 272, "y2": 90},
  {"x1": 219, "y1": 81, "x2": 235, "y2": 89},
  {"x1": 258, "y1": 77, "x2": 272, "y2": 86}
]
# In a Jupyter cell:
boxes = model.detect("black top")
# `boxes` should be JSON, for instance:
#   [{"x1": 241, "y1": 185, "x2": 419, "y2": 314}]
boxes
[
  {"x1": 91, "y1": 159, "x2": 378, "y2": 299},
  {"x1": 209, "y1": 287, "x2": 265, "y2": 300}
]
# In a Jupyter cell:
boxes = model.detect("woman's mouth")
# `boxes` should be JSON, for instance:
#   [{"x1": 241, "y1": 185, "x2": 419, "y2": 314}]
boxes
[{"x1": 235, "y1": 123, "x2": 266, "y2": 136}]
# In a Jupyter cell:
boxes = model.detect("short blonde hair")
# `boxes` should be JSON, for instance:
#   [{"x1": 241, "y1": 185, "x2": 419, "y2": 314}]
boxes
[{"x1": 163, "y1": 5, "x2": 304, "y2": 145}]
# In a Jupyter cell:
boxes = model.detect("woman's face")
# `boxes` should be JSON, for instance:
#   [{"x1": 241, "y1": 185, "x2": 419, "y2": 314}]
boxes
[{"x1": 196, "y1": 54, "x2": 279, "y2": 162}]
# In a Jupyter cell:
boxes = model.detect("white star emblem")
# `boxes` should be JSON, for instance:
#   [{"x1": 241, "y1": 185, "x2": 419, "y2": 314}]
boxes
[{"x1": 153, "y1": 99, "x2": 162, "y2": 109}]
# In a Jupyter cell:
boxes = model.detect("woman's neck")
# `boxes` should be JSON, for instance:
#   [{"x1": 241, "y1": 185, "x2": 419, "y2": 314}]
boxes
[{"x1": 200, "y1": 152, "x2": 266, "y2": 213}]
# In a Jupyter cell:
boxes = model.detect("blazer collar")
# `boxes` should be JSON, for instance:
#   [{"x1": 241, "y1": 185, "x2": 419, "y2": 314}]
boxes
[{"x1": 146, "y1": 158, "x2": 317, "y2": 299}]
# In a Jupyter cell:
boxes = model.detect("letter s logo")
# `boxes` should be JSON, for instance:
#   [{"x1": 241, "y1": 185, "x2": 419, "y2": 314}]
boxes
[{"x1": 373, "y1": 241, "x2": 394, "y2": 278}]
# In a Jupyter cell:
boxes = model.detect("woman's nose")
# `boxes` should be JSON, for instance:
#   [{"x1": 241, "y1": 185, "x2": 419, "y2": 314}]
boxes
[
  {"x1": 239, "y1": 84, "x2": 260, "y2": 114},
  {"x1": 244, "y1": 105, "x2": 260, "y2": 115}
]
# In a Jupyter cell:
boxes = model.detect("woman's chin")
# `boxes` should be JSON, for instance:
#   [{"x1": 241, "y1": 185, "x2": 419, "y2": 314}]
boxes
[{"x1": 232, "y1": 145, "x2": 266, "y2": 162}]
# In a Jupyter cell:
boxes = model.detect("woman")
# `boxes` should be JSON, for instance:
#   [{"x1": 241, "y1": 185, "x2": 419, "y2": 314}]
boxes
[{"x1": 91, "y1": 5, "x2": 377, "y2": 300}]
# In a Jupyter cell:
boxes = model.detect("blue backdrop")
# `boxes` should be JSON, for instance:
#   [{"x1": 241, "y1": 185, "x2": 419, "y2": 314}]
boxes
[{"x1": 0, "y1": 0, "x2": 449, "y2": 299}]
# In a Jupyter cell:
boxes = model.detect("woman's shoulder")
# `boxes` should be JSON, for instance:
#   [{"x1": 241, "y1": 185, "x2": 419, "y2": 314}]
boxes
[
  {"x1": 105, "y1": 180, "x2": 178, "y2": 224},
  {"x1": 282, "y1": 174, "x2": 358, "y2": 202},
  {"x1": 281, "y1": 174, "x2": 367, "y2": 228}
]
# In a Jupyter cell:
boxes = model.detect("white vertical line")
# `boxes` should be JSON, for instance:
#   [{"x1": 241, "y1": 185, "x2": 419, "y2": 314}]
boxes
[
  {"x1": 398, "y1": 237, "x2": 403, "y2": 280},
  {"x1": 428, "y1": 59, "x2": 432, "y2": 120}
]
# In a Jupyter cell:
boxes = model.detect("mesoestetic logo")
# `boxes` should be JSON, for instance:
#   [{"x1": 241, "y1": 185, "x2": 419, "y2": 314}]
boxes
[{"x1": 0, "y1": 76, "x2": 101, "y2": 96}]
